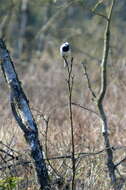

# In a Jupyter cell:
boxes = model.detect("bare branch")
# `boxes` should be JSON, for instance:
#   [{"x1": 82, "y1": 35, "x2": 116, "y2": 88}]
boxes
[
  {"x1": 43, "y1": 115, "x2": 61, "y2": 178},
  {"x1": 115, "y1": 157, "x2": 126, "y2": 168},
  {"x1": 98, "y1": 0, "x2": 116, "y2": 104},
  {"x1": 1, "y1": 145, "x2": 126, "y2": 173},
  {"x1": 71, "y1": 102, "x2": 99, "y2": 118},
  {"x1": 82, "y1": 63, "x2": 96, "y2": 98}
]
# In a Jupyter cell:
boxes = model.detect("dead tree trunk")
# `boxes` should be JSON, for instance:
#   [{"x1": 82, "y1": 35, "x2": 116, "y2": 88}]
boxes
[{"x1": 0, "y1": 39, "x2": 50, "y2": 190}]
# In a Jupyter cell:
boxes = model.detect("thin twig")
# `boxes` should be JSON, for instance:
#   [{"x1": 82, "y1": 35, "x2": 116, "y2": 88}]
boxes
[
  {"x1": 0, "y1": 141, "x2": 20, "y2": 154},
  {"x1": 63, "y1": 56, "x2": 76, "y2": 190},
  {"x1": 82, "y1": 63, "x2": 96, "y2": 98},
  {"x1": 1, "y1": 145, "x2": 126, "y2": 172},
  {"x1": 0, "y1": 149, "x2": 16, "y2": 160},
  {"x1": 91, "y1": 10, "x2": 108, "y2": 21},
  {"x1": 71, "y1": 102, "x2": 99, "y2": 118},
  {"x1": 115, "y1": 157, "x2": 126, "y2": 168},
  {"x1": 43, "y1": 115, "x2": 61, "y2": 178}
]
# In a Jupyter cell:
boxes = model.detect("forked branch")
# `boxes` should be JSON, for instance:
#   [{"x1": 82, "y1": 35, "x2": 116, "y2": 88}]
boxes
[{"x1": 96, "y1": 0, "x2": 117, "y2": 186}]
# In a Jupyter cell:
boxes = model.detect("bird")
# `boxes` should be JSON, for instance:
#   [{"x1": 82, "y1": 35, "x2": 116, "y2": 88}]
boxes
[{"x1": 60, "y1": 42, "x2": 71, "y2": 67}]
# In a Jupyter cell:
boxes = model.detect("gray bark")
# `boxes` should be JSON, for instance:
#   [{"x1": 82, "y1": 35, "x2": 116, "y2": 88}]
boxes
[
  {"x1": 0, "y1": 39, "x2": 50, "y2": 190},
  {"x1": 97, "y1": 0, "x2": 116, "y2": 186}
]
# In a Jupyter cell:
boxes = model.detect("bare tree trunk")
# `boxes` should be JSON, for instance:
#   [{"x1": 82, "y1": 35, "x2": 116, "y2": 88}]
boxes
[
  {"x1": 0, "y1": 39, "x2": 50, "y2": 190},
  {"x1": 97, "y1": 103, "x2": 116, "y2": 184},
  {"x1": 96, "y1": 0, "x2": 116, "y2": 185}
]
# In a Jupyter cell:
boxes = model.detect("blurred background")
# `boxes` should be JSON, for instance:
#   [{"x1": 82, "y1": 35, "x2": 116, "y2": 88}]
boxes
[{"x1": 1, "y1": 0, "x2": 126, "y2": 189}]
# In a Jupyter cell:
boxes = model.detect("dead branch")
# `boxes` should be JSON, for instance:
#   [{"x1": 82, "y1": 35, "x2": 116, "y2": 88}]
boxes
[
  {"x1": 71, "y1": 102, "x2": 99, "y2": 118},
  {"x1": 82, "y1": 63, "x2": 96, "y2": 98},
  {"x1": 0, "y1": 39, "x2": 50, "y2": 190}
]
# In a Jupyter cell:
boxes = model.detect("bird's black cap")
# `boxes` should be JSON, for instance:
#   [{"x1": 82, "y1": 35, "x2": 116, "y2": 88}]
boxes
[{"x1": 62, "y1": 44, "x2": 69, "y2": 52}]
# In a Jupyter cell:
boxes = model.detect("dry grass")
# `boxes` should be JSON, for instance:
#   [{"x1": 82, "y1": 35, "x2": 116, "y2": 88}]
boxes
[{"x1": 0, "y1": 48, "x2": 126, "y2": 189}]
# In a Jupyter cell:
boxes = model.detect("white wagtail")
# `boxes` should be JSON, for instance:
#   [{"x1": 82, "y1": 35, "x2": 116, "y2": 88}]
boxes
[{"x1": 60, "y1": 42, "x2": 71, "y2": 67}]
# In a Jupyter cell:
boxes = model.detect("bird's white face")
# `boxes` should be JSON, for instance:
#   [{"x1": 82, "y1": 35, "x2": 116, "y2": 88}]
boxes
[{"x1": 60, "y1": 42, "x2": 71, "y2": 57}]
